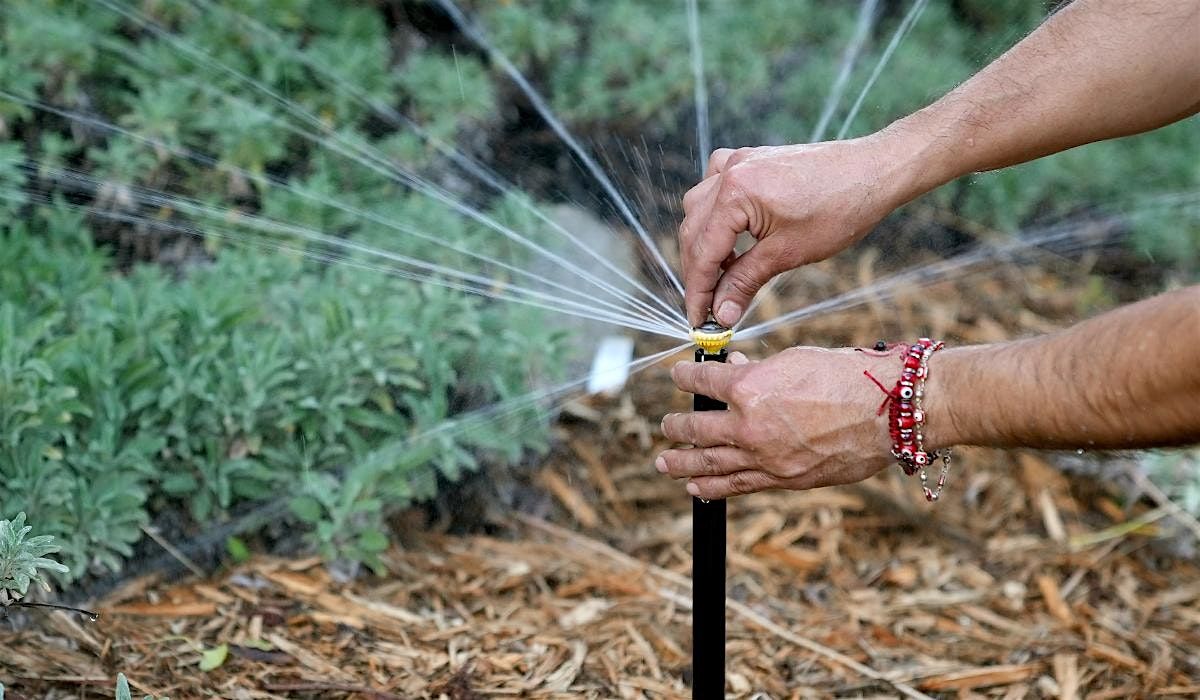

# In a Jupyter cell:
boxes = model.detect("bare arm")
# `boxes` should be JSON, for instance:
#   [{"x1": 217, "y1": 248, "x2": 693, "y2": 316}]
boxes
[
  {"x1": 682, "y1": 0, "x2": 1200, "y2": 328},
  {"x1": 925, "y1": 285, "x2": 1200, "y2": 451},
  {"x1": 891, "y1": 0, "x2": 1200, "y2": 200},
  {"x1": 658, "y1": 285, "x2": 1200, "y2": 500}
]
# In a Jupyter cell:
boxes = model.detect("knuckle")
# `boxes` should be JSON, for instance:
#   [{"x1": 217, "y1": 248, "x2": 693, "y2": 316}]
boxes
[
  {"x1": 734, "y1": 422, "x2": 763, "y2": 449},
  {"x1": 728, "y1": 471, "x2": 755, "y2": 495},
  {"x1": 780, "y1": 460, "x2": 808, "y2": 480},
  {"x1": 699, "y1": 448, "x2": 721, "y2": 475},
  {"x1": 728, "y1": 375, "x2": 755, "y2": 405},
  {"x1": 721, "y1": 166, "x2": 744, "y2": 190},
  {"x1": 725, "y1": 147, "x2": 752, "y2": 169},
  {"x1": 732, "y1": 422, "x2": 755, "y2": 449},
  {"x1": 708, "y1": 147, "x2": 732, "y2": 169},
  {"x1": 723, "y1": 267, "x2": 762, "y2": 299}
]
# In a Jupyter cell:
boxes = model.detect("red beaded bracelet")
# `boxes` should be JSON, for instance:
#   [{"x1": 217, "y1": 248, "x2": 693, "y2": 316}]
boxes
[{"x1": 863, "y1": 338, "x2": 953, "y2": 502}]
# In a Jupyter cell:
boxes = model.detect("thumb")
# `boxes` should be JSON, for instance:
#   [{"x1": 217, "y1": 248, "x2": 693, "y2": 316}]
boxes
[{"x1": 712, "y1": 238, "x2": 787, "y2": 327}]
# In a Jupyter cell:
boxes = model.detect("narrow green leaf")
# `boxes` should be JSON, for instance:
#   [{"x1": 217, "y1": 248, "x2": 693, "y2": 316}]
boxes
[
  {"x1": 225, "y1": 536, "x2": 250, "y2": 563},
  {"x1": 198, "y1": 643, "x2": 229, "y2": 672},
  {"x1": 288, "y1": 496, "x2": 323, "y2": 523}
]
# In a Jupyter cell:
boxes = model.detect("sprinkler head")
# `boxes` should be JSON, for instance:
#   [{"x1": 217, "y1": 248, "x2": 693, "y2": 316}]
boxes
[{"x1": 691, "y1": 321, "x2": 733, "y2": 355}]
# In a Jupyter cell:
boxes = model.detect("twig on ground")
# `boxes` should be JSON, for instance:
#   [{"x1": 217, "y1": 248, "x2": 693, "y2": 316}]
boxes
[
  {"x1": 140, "y1": 525, "x2": 206, "y2": 578},
  {"x1": 2, "y1": 601, "x2": 99, "y2": 620}
]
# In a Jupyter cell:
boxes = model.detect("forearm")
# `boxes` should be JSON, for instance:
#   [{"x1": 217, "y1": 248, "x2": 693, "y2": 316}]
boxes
[
  {"x1": 876, "y1": 0, "x2": 1200, "y2": 204},
  {"x1": 926, "y1": 285, "x2": 1200, "y2": 450}
]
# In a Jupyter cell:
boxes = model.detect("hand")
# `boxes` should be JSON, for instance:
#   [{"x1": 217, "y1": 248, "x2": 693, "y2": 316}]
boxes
[
  {"x1": 656, "y1": 348, "x2": 896, "y2": 500},
  {"x1": 679, "y1": 137, "x2": 911, "y2": 327}
]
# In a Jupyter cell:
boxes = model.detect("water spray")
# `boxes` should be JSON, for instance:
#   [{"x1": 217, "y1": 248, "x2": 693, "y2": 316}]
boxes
[{"x1": 688, "y1": 320, "x2": 732, "y2": 698}]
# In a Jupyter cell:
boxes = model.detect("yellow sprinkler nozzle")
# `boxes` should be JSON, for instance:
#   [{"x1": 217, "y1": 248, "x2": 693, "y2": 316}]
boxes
[{"x1": 691, "y1": 321, "x2": 733, "y2": 355}]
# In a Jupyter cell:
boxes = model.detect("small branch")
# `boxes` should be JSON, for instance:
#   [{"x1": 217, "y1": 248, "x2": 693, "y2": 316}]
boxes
[
  {"x1": 141, "y1": 524, "x2": 207, "y2": 578},
  {"x1": 4, "y1": 601, "x2": 99, "y2": 620}
]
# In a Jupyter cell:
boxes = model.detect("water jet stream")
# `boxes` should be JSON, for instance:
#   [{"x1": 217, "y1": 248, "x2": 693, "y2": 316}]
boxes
[
  {"x1": 1, "y1": 184, "x2": 688, "y2": 340},
  {"x1": 17, "y1": 161, "x2": 685, "y2": 336},
  {"x1": 810, "y1": 0, "x2": 880, "y2": 143},
  {"x1": 0, "y1": 90, "x2": 685, "y2": 335},
  {"x1": 737, "y1": 201, "x2": 1200, "y2": 341},
  {"x1": 433, "y1": 0, "x2": 687, "y2": 303},
  {"x1": 685, "y1": 0, "x2": 711, "y2": 176},
  {"x1": 835, "y1": 0, "x2": 931, "y2": 140},
  {"x1": 84, "y1": 0, "x2": 688, "y2": 330},
  {"x1": 181, "y1": 0, "x2": 685, "y2": 327}
]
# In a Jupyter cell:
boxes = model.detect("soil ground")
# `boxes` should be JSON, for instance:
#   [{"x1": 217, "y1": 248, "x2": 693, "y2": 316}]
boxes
[{"x1": 3, "y1": 246, "x2": 1199, "y2": 699}]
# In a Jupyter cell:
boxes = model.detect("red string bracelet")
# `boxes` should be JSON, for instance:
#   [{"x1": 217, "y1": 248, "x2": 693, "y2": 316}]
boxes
[{"x1": 863, "y1": 338, "x2": 952, "y2": 502}]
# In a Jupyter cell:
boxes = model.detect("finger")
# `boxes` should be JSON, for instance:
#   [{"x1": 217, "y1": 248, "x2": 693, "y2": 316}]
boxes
[
  {"x1": 727, "y1": 351, "x2": 750, "y2": 365},
  {"x1": 661, "y1": 411, "x2": 741, "y2": 447},
  {"x1": 681, "y1": 175, "x2": 718, "y2": 215},
  {"x1": 686, "y1": 470, "x2": 779, "y2": 500},
  {"x1": 711, "y1": 236, "x2": 788, "y2": 327},
  {"x1": 679, "y1": 181, "x2": 724, "y2": 326},
  {"x1": 671, "y1": 361, "x2": 736, "y2": 402},
  {"x1": 684, "y1": 184, "x2": 751, "y2": 327},
  {"x1": 657, "y1": 446, "x2": 756, "y2": 478},
  {"x1": 705, "y1": 147, "x2": 736, "y2": 178}
]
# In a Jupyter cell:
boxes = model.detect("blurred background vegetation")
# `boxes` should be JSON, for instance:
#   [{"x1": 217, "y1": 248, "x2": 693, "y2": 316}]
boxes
[{"x1": 0, "y1": 0, "x2": 1196, "y2": 591}]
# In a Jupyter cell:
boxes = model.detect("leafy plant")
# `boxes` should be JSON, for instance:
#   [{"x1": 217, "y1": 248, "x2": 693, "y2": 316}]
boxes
[
  {"x1": 0, "y1": 513, "x2": 69, "y2": 602},
  {"x1": 0, "y1": 190, "x2": 564, "y2": 582}
]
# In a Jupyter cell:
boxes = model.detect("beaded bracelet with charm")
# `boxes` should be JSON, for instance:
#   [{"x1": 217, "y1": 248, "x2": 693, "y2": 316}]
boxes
[{"x1": 864, "y1": 338, "x2": 953, "y2": 502}]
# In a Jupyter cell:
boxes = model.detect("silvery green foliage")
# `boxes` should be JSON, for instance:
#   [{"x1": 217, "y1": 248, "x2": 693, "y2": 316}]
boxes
[
  {"x1": 115, "y1": 674, "x2": 131, "y2": 700},
  {"x1": 0, "y1": 512, "x2": 69, "y2": 598},
  {"x1": 1141, "y1": 449, "x2": 1200, "y2": 517},
  {"x1": 0, "y1": 0, "x2": 566, "y2": 581}
]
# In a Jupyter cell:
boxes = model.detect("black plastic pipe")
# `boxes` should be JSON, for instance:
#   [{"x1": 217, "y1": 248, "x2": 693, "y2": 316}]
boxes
[{"x1": 692, "y1": 345, "x2": 727, "y2": 698}]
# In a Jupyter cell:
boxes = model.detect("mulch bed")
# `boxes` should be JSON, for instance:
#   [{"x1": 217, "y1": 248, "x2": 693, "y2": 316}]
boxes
[{"x1": 4, "y1": 247, "x2": 1198, "y2": 698}]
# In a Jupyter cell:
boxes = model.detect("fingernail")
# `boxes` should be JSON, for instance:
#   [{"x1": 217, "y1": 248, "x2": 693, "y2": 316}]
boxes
[
  {"x1": 686, "y1": 482, "x2": 700, "y2": 496},
  {"x1": 655, "y1": 456, "x2": 668, "y2": 473},
  {"x1": 716, "y1": 300, "x2": 742, "y2": 326}
]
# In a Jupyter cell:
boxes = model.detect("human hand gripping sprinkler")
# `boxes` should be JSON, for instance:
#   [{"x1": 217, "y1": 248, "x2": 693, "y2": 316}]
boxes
[{"x1": 688, "y1": 320, "x2": 732, "y2": 698}]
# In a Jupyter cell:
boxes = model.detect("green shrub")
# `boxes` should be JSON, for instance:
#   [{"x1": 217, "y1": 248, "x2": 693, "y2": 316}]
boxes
[
  {"x1": 0, "y1": 0, "x2": 579, "y2": 582},
  {"x1": 0, "y1": 206, "x2": 563, "y2": 580}
]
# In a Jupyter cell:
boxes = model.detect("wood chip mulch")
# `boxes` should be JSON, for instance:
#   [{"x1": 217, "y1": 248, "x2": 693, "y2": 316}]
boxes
[{"x1": 3, "y1": 247, "x2": 1199, "y2": 699}]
